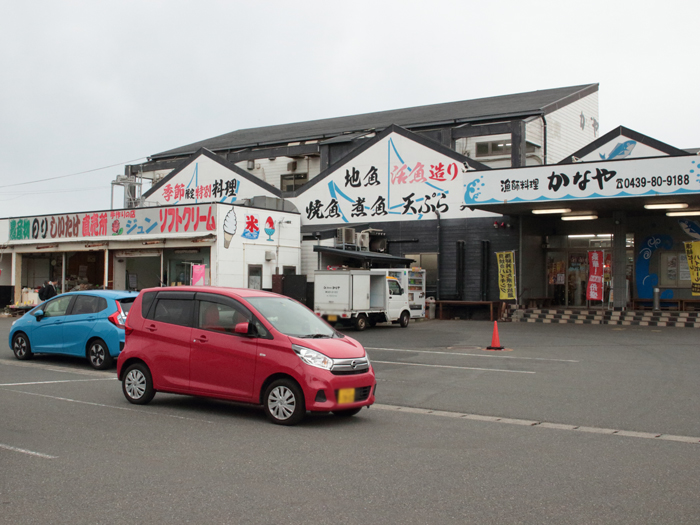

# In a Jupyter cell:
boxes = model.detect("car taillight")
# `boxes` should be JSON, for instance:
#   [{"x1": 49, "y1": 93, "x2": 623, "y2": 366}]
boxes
[
  {"x1": 124, "y1": 320, "x2": 133, "y2": 336},
  {"x1": 108, "y1": 301, "x2": 128, "y2": 329}
]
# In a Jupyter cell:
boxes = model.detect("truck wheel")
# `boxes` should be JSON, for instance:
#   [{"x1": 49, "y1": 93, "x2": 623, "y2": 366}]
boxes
[
  {"x1": 354, "y1": 314, "x2": 368, "y2": 331},
  {"x1": 399, "y1": 311, "x2": 410, "y2": 328}
]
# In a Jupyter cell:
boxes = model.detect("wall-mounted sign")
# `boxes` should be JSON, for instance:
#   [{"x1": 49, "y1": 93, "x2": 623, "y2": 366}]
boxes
[
  {"x1": 464, "y1": 157, "x2": 700, "y2": 206},
  {"x1": 7, "y1": 203, "x2": 217, "y2": 243}
]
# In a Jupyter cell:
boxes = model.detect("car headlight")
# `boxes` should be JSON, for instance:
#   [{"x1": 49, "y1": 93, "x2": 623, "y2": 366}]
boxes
[{"x1": 293, "y1": 344, "x2": 334, "y2": 370}]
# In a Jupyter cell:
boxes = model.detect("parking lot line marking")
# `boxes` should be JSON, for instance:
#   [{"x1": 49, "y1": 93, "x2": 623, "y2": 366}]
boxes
[
  {"x1": 0, "y1": 378, "x2": 116, "y2": 386},
  {"x1": 0, "y1": 443, "x2": 57, "y2": 459},
  {"x1": 2, "y1": 389, "x2": 215, "y2": 424},
  {"x1": 372, "y1": 404, "x2": 700, "y2": 444},
  {"x1": 0, "y1": 359, "x2": 113, "y2": 377},
  {"x1": 371, "y1": 360, "x2": 535, "y2": 374},
  {"x1": 366, "y1": 347, "x2": 579, "y2": 363}
]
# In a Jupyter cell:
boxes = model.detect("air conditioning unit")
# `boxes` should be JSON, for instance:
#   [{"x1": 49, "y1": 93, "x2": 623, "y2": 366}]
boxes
[
  {"x1": 265, "y1": 251, "x2": 276, "y2": 261},
  {"x1": 336, "y1": 227, "x2": 356, "y2": 245},
  {"x1": 287, "y1": 161, "x2": 297, "y2": 172},
  {"x1": 370, "y1": 237, "x2": 387, "y2": 253},
  {"x1": 357, "y1": 232, "x2": 370, "y2": 251}
]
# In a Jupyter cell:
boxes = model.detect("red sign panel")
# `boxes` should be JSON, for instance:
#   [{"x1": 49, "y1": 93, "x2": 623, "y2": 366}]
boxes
[{"x1": 587, "y1": 250, "x2": 604, "y2": 301}]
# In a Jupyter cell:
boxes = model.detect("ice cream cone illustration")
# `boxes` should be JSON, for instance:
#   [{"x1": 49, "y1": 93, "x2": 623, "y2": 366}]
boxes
[{"x1": 223, "y1": 208, "x2": 237, "y2": 248}]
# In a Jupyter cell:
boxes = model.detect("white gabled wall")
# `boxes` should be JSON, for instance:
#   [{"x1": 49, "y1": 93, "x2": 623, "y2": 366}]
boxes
[
  {"x1": 545, "y1": 91, "x2": 599, "y2": 164},
  {"x1": 301, "y1": 238, "x2": 335, "y2": 282},
  {"x1": 234, "y1": 156, "x2": 322, "y2": 190}
]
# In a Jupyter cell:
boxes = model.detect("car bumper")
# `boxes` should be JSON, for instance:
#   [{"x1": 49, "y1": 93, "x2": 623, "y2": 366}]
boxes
[{"x1": 302, "y1": 369, "x2": 376, "y2": 412}]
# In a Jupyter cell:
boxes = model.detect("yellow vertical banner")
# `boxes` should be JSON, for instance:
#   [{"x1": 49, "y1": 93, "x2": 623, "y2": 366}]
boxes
[
  {"x1": 684, "y1": 241, "x2": 700, "y2": 296},
  {"x1": 496, "y1": 250, "x2": 517, "y2": 300}
]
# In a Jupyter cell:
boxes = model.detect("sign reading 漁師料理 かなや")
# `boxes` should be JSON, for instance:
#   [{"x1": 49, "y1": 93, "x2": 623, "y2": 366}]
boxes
[{"x1": 464, "y1": 157, "x2": 700, "y2": 206}]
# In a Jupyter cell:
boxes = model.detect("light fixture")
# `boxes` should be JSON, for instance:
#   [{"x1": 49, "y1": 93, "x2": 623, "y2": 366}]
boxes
[
  {"x1": 561, "y1": 214, "x2": 598, "y2": 221},
  {"x1": 142, "y1": 240, "x2": 163, "y2": 245},
  {"x1": 532, "y1": 208, "x2": 572, "y2": 215},
  {"x1": 568, "y1": 234, "x2": 596, "y2": 238},
  {"x1": 85, "y1": 242, "x2": 108, "y2": 248},
  {"x1": 644, "y1": 203, "x2": 688, "y2": 210},
  {"x1": 667, "y1": 211, "x2": 700, "y2": 216},
  {"x1": 36, "y1": 244, "x2": 59, "y2": 250}
]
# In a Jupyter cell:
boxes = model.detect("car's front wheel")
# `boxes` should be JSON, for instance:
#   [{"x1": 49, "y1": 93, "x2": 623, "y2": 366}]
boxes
[
  {"x1": 399, "y1": 311, "x2": 410, "y2": 328},
  {"x1": 263, "y1": 379, "x2": 306, "y2": 425},
  {"x1": 122, "y1": 363, "x2": 156, "y2": 405},
  {"x1": 87, "y1": 339, "x2": 113, "y2": 370},
  {"x1": 12, "y1": 333, "x2": 32, "y2": 360}
]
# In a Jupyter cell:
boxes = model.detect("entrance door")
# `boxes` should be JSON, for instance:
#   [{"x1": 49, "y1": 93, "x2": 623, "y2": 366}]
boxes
[
  {"x1": 546, "y1": 252, "x2": 567, "y2": 306},
  {"x1": 567, "y1": 252, "x2": 589, "y2": 307},
  {"x1": 248, "y1": 265, "x2": 262, "y2": 290}
]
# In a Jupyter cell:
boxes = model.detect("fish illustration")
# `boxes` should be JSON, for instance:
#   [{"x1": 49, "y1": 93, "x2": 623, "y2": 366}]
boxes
[
  {"x1": 678, "y1": 219, "x2": 700, "y2": 240},
  {"x1": 599, "y1": 140, "x2": 636, "y2": 160}
]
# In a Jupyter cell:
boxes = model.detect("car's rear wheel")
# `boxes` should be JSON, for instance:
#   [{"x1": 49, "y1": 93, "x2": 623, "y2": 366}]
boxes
[
  {"x1": 12, "y1": 333, "x2": 32, "y2": 360},
  {"x1": 333, "y1": 407, "x2": 363, "y2": 417},
  {"x1": 263, "y1": 379, "x2": 305, "y2": 425},
  {"x1": 122, "y1": 363, "x2": 156, "y2": 405},
  {"x1": 354, "y1": 314, "x2": 368, "y2": 331},
  {"x1": 87, "y1": 339, "x2": 113, "y2": 370}
]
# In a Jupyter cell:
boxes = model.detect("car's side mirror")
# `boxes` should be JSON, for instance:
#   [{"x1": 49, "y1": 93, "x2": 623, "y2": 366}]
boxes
[
  {"x1": 33, "y1": 309, "x2": 44, "y2": 319},
  {"x1": 234, "y1": 322, "x2": 256, "y2": 336}
]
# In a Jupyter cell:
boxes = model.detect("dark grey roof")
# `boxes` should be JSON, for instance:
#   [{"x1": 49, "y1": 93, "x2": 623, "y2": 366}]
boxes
[
  {"x1": 152, "y1": 84, "x2": 598, "y2": 160},
  {"x1": 312, "y1": 245, "x2": 415, "y2": 266}
]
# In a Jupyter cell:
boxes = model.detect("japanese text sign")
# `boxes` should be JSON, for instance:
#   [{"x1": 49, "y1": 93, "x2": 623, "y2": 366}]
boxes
[{"x1": 587, "y1": 251, "x2": 604, "y2": 301}]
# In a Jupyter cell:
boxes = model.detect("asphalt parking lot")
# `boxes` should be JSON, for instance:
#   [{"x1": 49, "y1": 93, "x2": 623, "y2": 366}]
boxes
[{"x1": 2, "y1": 316, "x2": 700, "y2": 524}]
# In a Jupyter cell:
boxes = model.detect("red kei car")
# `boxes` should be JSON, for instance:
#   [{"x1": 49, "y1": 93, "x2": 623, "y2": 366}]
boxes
[{"x1": 116, "y1": 286, "x2": 376, "y2": 425}]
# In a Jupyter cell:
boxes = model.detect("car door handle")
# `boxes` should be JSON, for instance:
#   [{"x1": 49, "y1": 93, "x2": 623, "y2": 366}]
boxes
[
  {"x1": 194, "y1": 335, "x2": 208, "y2": 343},
  {"x1": 146, "y1": 324, "x2": 157, "y2": 332}
]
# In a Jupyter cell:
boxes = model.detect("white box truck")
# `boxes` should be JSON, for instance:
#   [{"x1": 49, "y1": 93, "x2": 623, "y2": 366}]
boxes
[{"x1": 314, "y1": 270, "x2": 412, "y2": 331}]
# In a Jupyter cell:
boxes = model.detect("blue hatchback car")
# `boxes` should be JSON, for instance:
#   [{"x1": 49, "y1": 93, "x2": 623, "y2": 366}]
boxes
[{"x1": 9, "y1": 290, "x2": 139, "y2": 370}]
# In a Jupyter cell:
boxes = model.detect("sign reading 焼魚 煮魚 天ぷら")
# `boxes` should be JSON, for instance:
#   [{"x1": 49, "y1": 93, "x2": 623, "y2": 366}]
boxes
[
  {"x1": 463, "y1": 157, "x2": 700, "y2": 206},
  {"x1": 496, "y1": 251, "x2": 516, "y2": 301},
  {"x1": 683, "y1": 241, "x2": 700, "y2": 296}
]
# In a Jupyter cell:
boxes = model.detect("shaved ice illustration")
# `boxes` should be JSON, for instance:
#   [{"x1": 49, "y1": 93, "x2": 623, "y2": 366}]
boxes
[
  {"x1": 223, "y1": 208, "x2": 237, "y2": 248},
  {"x1": 264, "y1": 216, "x2": 275, "y2": 241}
]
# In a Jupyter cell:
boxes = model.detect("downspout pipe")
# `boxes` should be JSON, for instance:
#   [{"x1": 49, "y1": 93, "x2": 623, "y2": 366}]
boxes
[
  {"x1": 435, "y1": 210, "x2": 441, "y2": 300},
  {"x1": 541, "y1": 114, "x2": 548, "y2": 165}
]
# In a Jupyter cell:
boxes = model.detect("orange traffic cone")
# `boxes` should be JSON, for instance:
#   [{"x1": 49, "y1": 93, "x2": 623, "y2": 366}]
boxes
[{"x1": 486, "y1": 321, "x2": 504, "y2": 350}]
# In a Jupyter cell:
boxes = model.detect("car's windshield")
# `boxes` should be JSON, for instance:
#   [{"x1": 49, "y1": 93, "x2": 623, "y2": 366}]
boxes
[{"x1": 247, "y1": 296, "x2": 337, "y2": 338}]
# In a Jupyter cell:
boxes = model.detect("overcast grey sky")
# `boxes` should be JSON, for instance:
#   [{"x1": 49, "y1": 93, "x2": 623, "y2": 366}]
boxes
[{"x1": 1, "y1": 0, "x2": 698, "y2": 218}]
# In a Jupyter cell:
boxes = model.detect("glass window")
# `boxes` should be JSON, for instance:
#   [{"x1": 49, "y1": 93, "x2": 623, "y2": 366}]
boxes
[
  {"x1": 280, "y1": 173, "x2": 308, "y2": 192},
  {"x1": 141, "y1": 291, "x2": 157, "y2": 318},
  {"x1": 153, "y1": 299, "x2": 194, "y2": 327},
  {"x1": 247, "y1": 296, "x2": 335, "y2": 338},
  {"x1": 118, "y1": 297, "x2": 136, "y2": 314},
  {"x1": 43, "y1": 296, "x2": 73, "y2": 317},
  {"x1": 198, "y1": 300, "x2": 251, "y2": 333},
  {"x1": 388, "y1": 280, "x2": 402, "y2": 296},
  {"x1": 71, "y1": 295, "x2": 107, "y2": 315}
]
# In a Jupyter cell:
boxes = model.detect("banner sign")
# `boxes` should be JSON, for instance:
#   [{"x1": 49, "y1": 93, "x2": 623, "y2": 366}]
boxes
[
  {"x1": 496, "y1": 251, "x2": 516, "y2": 300},
  {"x1": 6, "y1": 204, "x2": 217, "y2": 243},
  {"x1": 464, "y1": 157, "x2": 700, "y2": 206},
  {"x1": 587, "y1": 250, "x2": 604, "y2": 301},
  {"x1": 683, "y1": 241, "x2": 700, "y2": 296},
  {"x1": 191, "y1": 264, "x2": 206, "y2": 286}
]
